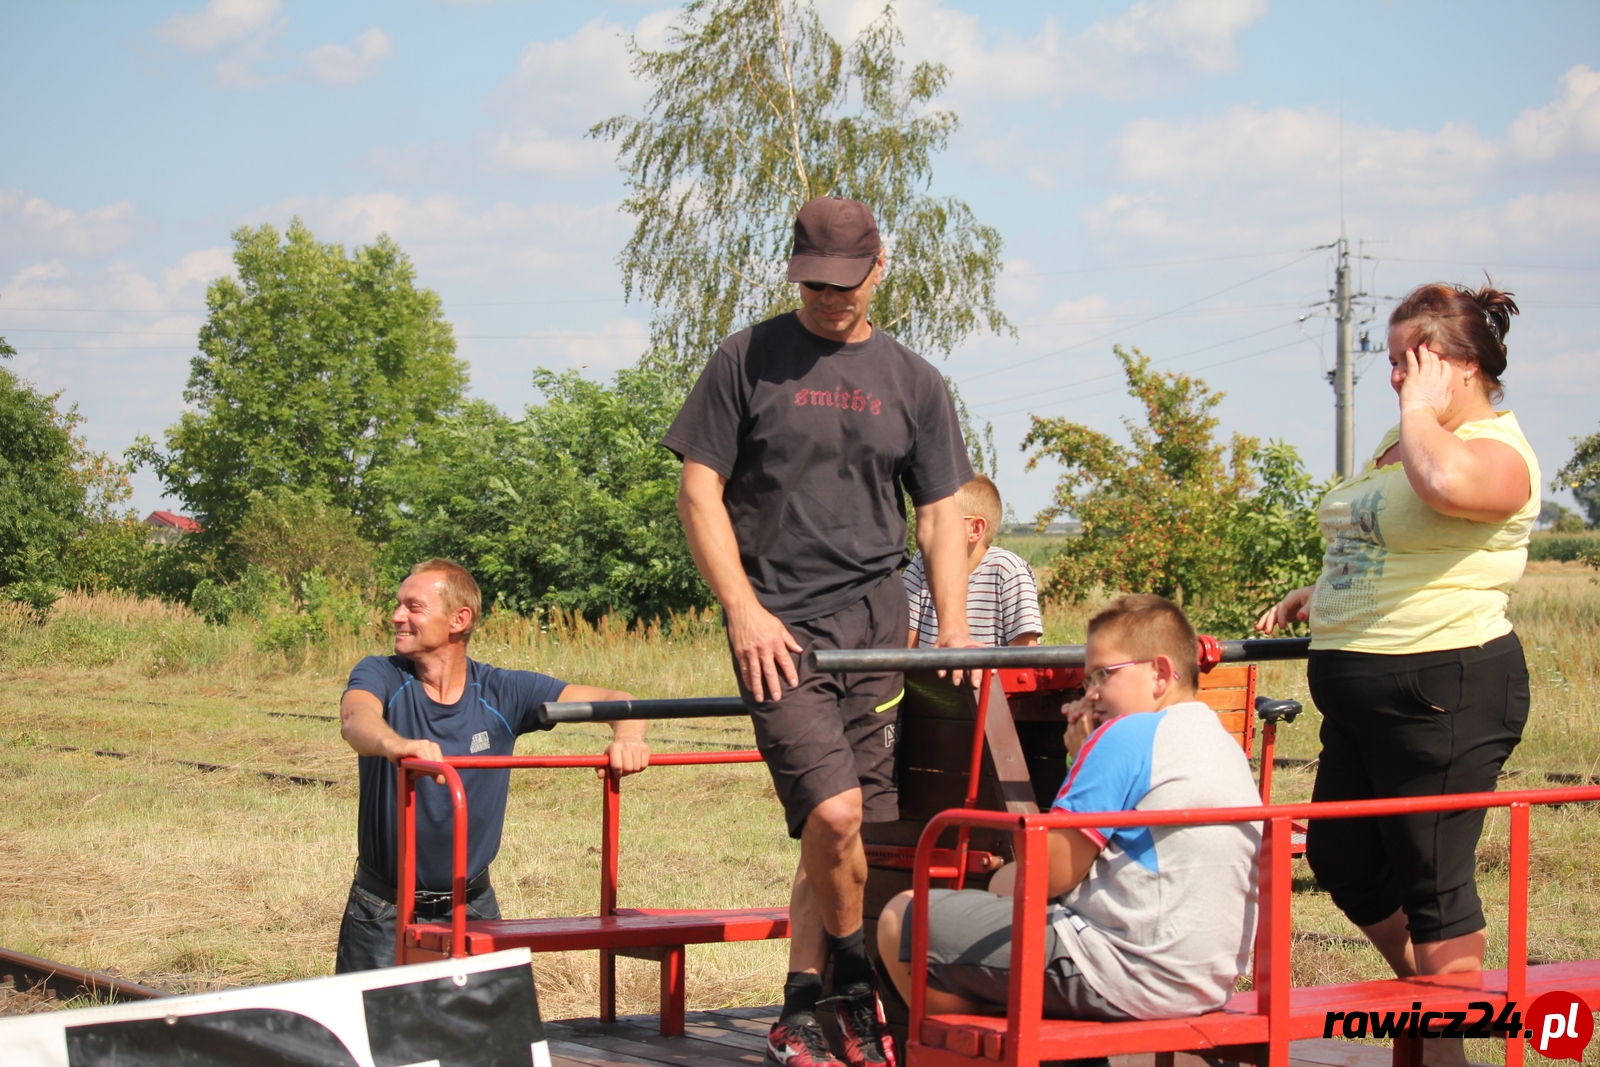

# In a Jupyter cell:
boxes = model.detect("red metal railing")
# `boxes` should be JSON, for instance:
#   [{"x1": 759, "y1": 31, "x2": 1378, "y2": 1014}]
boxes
[
  {"x1": 908, "y1": 785, "x2": 1600, "y2": 1067},
  {"x1": 395, "y1": 750, "x2": 767, "y2": 963}
]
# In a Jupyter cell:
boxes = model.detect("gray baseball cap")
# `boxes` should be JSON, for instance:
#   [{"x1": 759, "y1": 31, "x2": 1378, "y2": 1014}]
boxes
[{"x1": 787, "y1": 197, "x2": 882, "y2": 288}]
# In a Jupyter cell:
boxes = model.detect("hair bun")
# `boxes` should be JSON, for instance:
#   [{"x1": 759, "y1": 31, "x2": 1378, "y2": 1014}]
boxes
[{"x1": 1470, "y1": 283, "x2": 1519, "y2": 344}]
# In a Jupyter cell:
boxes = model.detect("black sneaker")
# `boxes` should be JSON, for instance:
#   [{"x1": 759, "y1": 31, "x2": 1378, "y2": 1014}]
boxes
[
  {"x1": 819, "y1": 985, "x2": 897, "y2": 1067},
  {"x1": 767, "y1": 1013, "x2": 845, "y2": 1067}
]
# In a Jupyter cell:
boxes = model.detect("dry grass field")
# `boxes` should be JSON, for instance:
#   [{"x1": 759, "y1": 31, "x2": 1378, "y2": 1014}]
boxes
[{"x1": 2, "y1": 564, "x2": 1598, "y2": 1065}]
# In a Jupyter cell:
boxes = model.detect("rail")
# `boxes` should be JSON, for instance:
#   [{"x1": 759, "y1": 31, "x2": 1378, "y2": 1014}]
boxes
[
  {"x1": 0, "y1": 945, "x2": 168, "y2": 1004},
  {"x1": 907, "y1": 784, "x2": 1600, "y2": 1067},
  {"x1": 538, "y1": 696, "x2": 748, "y2": 724},
  {"x1": 809, "y1": 636, "x2": 1311, "y2": 674}
]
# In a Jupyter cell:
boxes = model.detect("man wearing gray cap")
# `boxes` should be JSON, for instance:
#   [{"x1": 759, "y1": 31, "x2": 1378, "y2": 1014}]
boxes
[{"x1": 663, "y1": 197, "x2": 977, "y2": 1067}]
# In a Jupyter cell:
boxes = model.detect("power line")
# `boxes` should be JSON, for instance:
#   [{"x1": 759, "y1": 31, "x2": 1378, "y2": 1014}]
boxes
[
  {"x1": 1376, "y1": 257, "x2": 1600, "y2": 273},
  {"x1": 969, "y1": 318, "x2": 1306, "y2": 414},
  {"x1": 987, "y1": 337, "x2": 1315, "y2": 422},
  {"x1": 960, "y1": 249, "x2": 1326, "y2": 385},
  {"x1": 996, "y1": 249, "x2": 1306, "y2": 279},
  {"x1": 973, "y1": 324, "x2": 1313, "y2": 420}
]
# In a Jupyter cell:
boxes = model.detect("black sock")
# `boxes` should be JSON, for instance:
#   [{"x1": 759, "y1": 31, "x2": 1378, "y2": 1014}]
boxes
[
  {"x1": 826, "y1": 927, "x2": 874, "y2": 992},
  {"x1": 780, "y1": 972, "x2": 823, "y2": 1023}
]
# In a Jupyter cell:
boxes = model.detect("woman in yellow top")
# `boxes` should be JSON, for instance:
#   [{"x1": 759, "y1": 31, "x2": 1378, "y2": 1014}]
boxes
[{"x1": 1259, "y1": 281, "x2": 1537, "y2": 1067}]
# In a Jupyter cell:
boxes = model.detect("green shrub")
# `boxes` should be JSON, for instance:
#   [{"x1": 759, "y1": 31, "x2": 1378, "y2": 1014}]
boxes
[
  {"x1": 1529, "y1": 534, "x2": 1600, "y2": 563},
  {"x1": 190, "y1": 566, "x2": 287, "y2": 626}
]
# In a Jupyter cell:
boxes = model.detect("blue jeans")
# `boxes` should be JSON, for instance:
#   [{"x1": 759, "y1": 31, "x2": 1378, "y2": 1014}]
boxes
[{"x1": 334, "y1": 878, "x2": 501, "y2": 973}]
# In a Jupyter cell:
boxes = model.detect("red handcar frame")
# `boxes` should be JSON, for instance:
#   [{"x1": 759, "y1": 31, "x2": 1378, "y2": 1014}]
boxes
[{"x1": 906, "y1": 785, "x2": 1600, "y2": 1067}]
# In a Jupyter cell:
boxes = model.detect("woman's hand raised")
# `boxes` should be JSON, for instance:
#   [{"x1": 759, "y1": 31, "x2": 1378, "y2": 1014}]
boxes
[
  {"x1": 1396, "y1": 344, "x2": 1456, "y2": 422},
  {"x1": 1256, "y1": 585, "x2": 1314, "y2": 634}
]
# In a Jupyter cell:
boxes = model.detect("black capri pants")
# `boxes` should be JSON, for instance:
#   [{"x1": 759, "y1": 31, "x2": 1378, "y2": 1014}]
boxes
[{"x1": 1305, "y1": 631, "x2": 1529, "y2": 944}]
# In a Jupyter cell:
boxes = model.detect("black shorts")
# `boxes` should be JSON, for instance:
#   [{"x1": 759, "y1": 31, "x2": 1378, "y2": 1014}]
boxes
[
  {"x1": 1305, "y1": 631, "x2": 1529, "y2": 943},
  {"x1": 735, "y1": 574, "x2": 907, "y2": 839},
  {"x1": 897, "y1": 889, "x2": 1131, "y2": 1021}
]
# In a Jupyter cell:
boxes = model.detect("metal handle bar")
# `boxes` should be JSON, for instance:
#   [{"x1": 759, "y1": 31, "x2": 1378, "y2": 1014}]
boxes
[
  {"x1": 808, "y1": 636, "x2": 1311, "y2": 673},
  {"x1": 539, "y1": 696, "x2": 748, "y2": 723}
]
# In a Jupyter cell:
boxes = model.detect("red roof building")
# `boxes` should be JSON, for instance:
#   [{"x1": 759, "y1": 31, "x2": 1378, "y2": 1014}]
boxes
[{"x1": 144, "y1": 510, "x2": 202, "y2": 544}]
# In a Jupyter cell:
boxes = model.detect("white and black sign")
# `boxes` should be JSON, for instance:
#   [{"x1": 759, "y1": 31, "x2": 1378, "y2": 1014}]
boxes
[{"x1": 0, "y1": 948, "x2": 549, "y2": 1067}]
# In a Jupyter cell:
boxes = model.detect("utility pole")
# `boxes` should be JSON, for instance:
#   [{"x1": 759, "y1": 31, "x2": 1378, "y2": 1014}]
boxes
[{"x1": 1333, "y1": 236, "x2": 1355, "y2": 479}]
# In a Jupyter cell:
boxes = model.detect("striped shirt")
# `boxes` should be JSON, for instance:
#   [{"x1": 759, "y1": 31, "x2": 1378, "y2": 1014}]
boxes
[{"x1": 903, "y1": 546, "x2": 1043, "y2": 647}]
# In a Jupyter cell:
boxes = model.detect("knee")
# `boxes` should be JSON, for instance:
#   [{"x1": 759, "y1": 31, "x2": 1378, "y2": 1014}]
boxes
[{"x1": 806, "y1": 791, "x2": 863, "y2": 844}]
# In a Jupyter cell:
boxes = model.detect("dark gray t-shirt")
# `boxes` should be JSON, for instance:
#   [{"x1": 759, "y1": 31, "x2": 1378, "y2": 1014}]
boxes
[{"x1": 662, "y1": 312, "x2": 973, "y2": 623}]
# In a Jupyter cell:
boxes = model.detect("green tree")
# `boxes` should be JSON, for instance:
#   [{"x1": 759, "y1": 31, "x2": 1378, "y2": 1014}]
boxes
[
  {"x1": 0, "y1": 342, "x2": 138, "y2": 607},
  {"x1": 1209, "y1": 442, "x2": 1330, "y2": 634},
  {"x1": 381, "y1": 360, "x2": 712, "y2": 623},
  {"x1": 1539, "y1": 499, "x2": 1587, "y2": 534},
  {"x1": 131, "y1": 219, "x2": 466, "y2": 546},
  {"x1": 594, "y1": 0, "x2": 1011, "y2": 381},
  {"x1": 1555, "y1": 425, "x2": 1600, "y2": 529},
  {"x1": 1023, "y1": 347, "x2": 1327, "y2": 635}
]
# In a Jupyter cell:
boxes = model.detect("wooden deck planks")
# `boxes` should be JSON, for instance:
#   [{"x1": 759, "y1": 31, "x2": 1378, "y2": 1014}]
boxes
[{"x1": 544, "y1": 1008, "x2": 1456, "y2": 1067}]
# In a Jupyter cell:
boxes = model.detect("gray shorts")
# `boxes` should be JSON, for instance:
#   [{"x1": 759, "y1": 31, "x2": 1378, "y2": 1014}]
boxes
[{"x1": 899, "y1": 889, "x2": 1132, "y2": 1021}]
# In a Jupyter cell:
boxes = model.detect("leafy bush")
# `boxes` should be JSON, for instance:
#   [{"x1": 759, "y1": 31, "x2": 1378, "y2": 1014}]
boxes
[
  {"x1": 1529, "y1": 534, "x2": 1600, "y2": 563},
  {"x1": 1025, "y1": 347, "x2": 1328, "y2": 636},
  {"x1": 191, "y1": 566, "x2": 288, "y2": 625},
  {"x1": 380, "y1": 360, "x2": 712, "y2": 624},
  {"x1": 231, "y1": 486, "x2": 376, "y2": 596}
]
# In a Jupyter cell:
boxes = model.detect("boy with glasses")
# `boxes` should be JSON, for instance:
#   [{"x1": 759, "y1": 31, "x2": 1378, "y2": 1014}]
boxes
[
  {"x1": 875, "y1": 594, "x2": 1260, "y2": 1043},
  {"x1": 904, "y1": 474, "x2": 1042, "y2": 650}
]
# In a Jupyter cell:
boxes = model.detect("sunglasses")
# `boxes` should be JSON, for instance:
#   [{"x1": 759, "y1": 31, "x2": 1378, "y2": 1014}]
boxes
[
  {"x1": 1083, "y1": 659, "x2": 1152, "y2": 691},
  {"x1": 799, "y1": 279, "x2": 866, "y2": 294}
]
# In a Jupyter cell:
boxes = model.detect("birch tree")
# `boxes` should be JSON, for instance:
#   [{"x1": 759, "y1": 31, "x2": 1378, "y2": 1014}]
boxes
[{"x1": 593, "y1": 0, "x2": 1011, "y2": 380}]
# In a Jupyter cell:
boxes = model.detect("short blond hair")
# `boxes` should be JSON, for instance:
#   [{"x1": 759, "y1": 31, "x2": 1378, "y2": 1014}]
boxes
[
  {"x1": 955, "y1": 475, "x2": 1003, "y2": 547},
  {"x1": 1087, "y1": 594, "x2": 1199, "y2": 689},
  {"x1": 408, "y1": 559, "x2": 482, "y2": 641}
]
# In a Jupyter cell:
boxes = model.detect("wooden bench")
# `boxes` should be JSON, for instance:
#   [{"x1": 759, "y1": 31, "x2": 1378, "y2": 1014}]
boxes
[
  {"x1": 394, "y1": 751, "x2": 789, "y2": 1036},
  {"x1": 905, "y1": 785, "x2": 1600, "y2": 1067}
]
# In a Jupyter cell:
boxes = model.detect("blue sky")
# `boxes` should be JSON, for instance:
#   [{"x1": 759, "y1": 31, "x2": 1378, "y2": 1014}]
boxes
[{"x1": 4, "y1": 0, "x2": 1598, "y2": 523}]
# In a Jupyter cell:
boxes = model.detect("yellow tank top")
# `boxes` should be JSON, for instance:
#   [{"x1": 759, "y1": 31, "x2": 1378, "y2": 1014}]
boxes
[{"x1": 1308, "y1": 411, "x2": 1540, "y2": 654}]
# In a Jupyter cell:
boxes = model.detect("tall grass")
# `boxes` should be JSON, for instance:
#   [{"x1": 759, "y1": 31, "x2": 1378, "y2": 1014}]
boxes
[{"x1": 3, "y1": 567, "x2": 1598, "y2": 1054}]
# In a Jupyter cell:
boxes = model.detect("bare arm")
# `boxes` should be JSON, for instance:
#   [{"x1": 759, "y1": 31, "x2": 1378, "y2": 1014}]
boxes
[
  {"x1": 678, "y1": 458, "x2": 801, "y2": 703},
  {"x1": 1256, "y1": 584, "x2": 1314, "y2": 634},
  {"x1": 340, "y1": 689, "x2": 446, "y2": 783},
  {"x1": 557, "y1": 684, "x2": 650, "y2": 776},
  {"x1": 986, "y1": 827, "x2": 1100, "y2": 898},
  {"x1": 1396, "y1": 345, "x2": 1531, "y2": 522},
  {"x1": 1008, "y1": 633, "x2": 1041, "y2": 647},
  {"x1": 915, "y1": 495, "x2": 979, "y2": 681}
]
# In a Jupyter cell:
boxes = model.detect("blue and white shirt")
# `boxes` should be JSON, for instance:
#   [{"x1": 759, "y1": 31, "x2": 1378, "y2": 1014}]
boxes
[
  {"x1": 348, "y1": 655, "x2": 565, "y2": 891},
  {"x1": 1050, "y1": 702, "x2": 1261, "y2": 1018}
]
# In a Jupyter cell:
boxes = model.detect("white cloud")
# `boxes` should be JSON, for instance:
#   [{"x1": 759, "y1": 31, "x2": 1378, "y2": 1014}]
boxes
[
  {"x1": 153, "y1": 0, "x2": 281, "y2": 54},
  {"x1": 1086, "y1": 66, "x2": 1600, "y2": 258},
  {"x1": 304, "y1": 27, "x2": 394, "y2": 86},
  {"x1": 818, "y1": 0, "x2": 1268, "y2": 103},
  {"x1": 0, "y1": 190, "x2": 155, "y2": 277},
  {"x1": 245, "y1": 192, "x2": 632, "y2": 288},
  {"x1": 480, "y1": 16, "x2": 663, "y2": 176},
  {"x1": 1509, "y1": 64, "x2": 1600, "y2": 162}
]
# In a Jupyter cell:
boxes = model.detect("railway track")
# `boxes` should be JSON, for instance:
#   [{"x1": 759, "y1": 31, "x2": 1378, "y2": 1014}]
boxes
[{"x1": 0, "y1": 946, "x2": 168, "y2": 1008}]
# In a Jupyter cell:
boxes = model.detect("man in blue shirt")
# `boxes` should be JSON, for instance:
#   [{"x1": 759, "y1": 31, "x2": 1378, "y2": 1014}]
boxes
[{"x1": 335, "y1": 558, "x2": 650, "y2": 972}]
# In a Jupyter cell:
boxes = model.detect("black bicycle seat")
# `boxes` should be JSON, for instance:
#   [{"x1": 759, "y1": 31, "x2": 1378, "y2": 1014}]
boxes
[{"x1": 1254, "y1": 696, "x2": 1303, "y2": 724}]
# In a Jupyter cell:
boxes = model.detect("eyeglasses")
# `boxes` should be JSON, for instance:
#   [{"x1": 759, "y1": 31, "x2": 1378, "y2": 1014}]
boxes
[
  {"x1": 1083, "y1": 659, "x2": 1152, "y2": 691},
  {"x1": 799, "y1": 279, "x2": 865, "y2": 294}
]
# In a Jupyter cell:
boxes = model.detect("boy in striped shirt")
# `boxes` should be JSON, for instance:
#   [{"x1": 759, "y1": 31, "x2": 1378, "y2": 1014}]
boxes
[{"x1": 903, "y1": 475, "x2": 1042, "y2": 648}]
